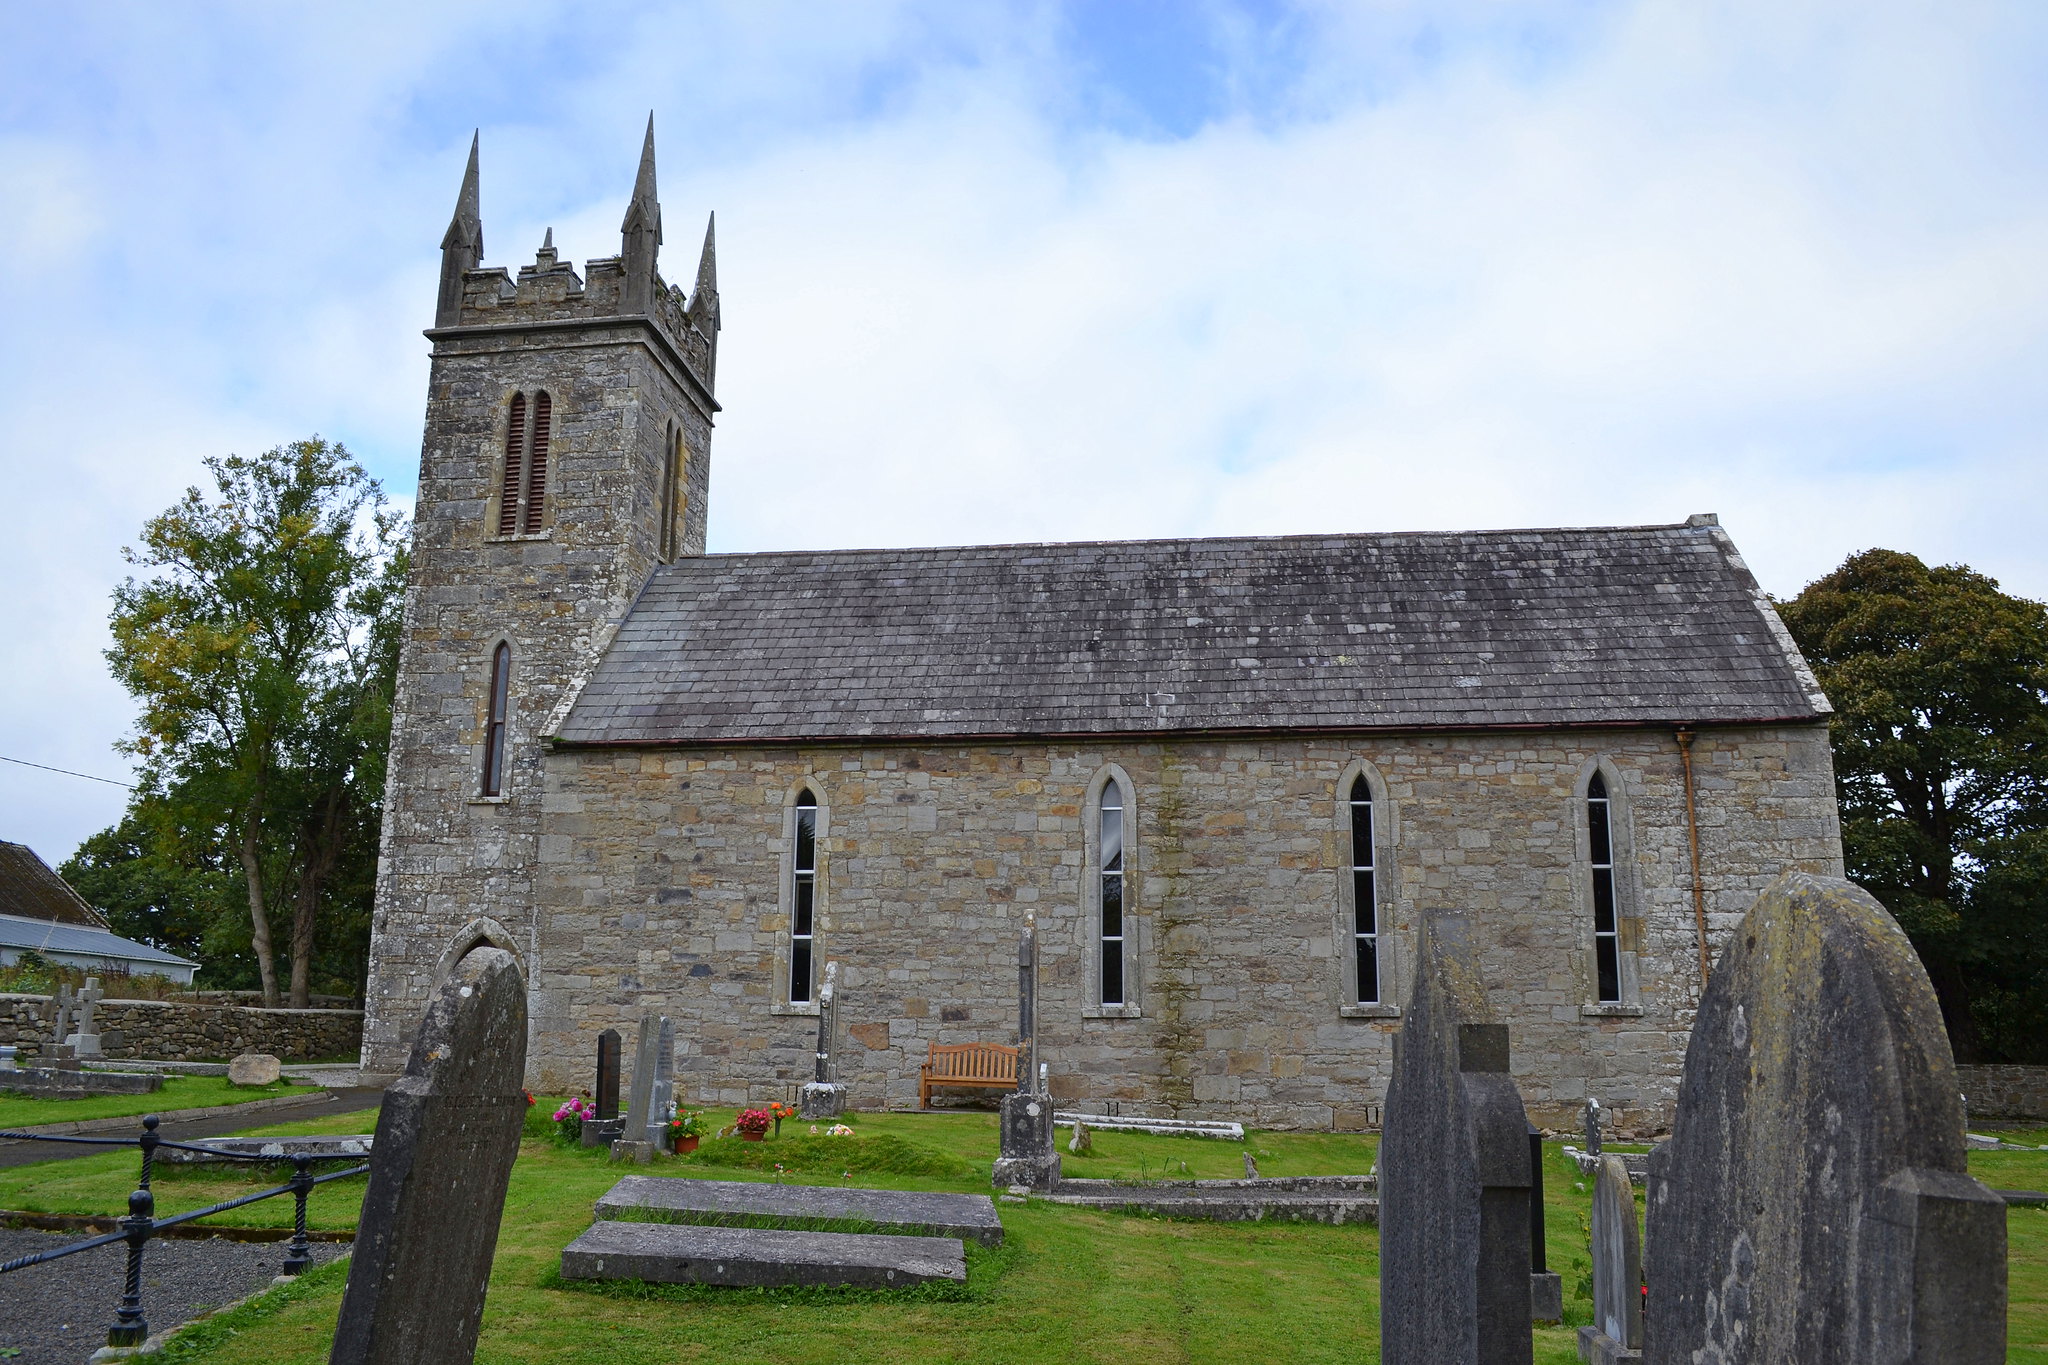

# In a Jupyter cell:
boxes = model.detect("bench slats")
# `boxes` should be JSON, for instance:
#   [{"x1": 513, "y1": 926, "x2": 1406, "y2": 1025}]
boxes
[{"x1": 919, "y1": 1042, "x2": 1020, "y2": 1108}]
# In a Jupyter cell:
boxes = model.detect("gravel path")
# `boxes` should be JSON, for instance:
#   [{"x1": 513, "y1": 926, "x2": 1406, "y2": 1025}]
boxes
[{"x1": 0, "y1": 1228, "x2": 348, "y2": 1363}]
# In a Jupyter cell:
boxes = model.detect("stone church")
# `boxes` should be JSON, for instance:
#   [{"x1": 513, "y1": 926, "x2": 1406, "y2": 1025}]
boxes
[{"x1": 360, "y1": 126, "x2": 1844, "y2": 1130}]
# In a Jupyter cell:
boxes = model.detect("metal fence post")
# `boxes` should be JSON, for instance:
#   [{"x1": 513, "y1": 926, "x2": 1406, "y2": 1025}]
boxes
[
  {"x1": 106, "y1": 1115, "x2": 161, "y2": 1348},
  {"x1": 283, "y1": 1154, "x2": 314, "y2": 1275}
]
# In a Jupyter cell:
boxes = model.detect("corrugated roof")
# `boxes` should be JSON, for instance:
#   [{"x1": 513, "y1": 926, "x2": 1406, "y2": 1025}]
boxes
[
  {"x1": 0, "y1": 842, "x2": 108, "y2": 928},
  {"x1": 0, "y1": 913, "x2": 196, "y2": 969},
  {"x1": 556, "y1": 519, "x2": 1830, "y2": 745}
]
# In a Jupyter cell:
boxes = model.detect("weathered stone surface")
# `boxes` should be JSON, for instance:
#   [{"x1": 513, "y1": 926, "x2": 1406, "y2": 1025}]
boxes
[
  {"x1": 1644, "y1": 873, "x2": 2007, "y2": 1364},
  {"x1": 595, "y1": 1174, "x2": 1003, "y2": 1246},
  {"x1": 1576, "y1": 1155, "x2": 1641, "y2": 1363},
  {"x1": 798, "y1": 1081, "x2": 845, "y2": 1120},
  {"x1": 1956, "y1": 1064, "x2": 2048, "y2": 1120},
  {"x1": 0, "y1": 993, "x2": 362, "y2": 1066},
  {"x1": 626, "y1": 1012, "x2": 661, "y2": 1146},
  {"x1": 0, "y1": 1067, "x2": 162, "y2": 1095},
  {"x1": 164, "y1": 1135, "x2": 372, "y2": 1165},
  {"x1": 228, "y1": 1053, "x2": 283, "y2": 1086},
  {"x1": 329, "y1": 944, "x2": 527, "y2": 1365},
  {"x1": 1380, "y1": 913, "x2": 1533, "y2": 1365},
  {"x1": 1044, "y1": 1186, "x2": 1377, "y2": 1224},
  {"x1": 992, "y1": 1091, "x2": 1059, "y2": 1191},
  {"x1": 594, "y1": 1028, "x2": 621, "y2": 1120},
  {"x1": 560, "y1": 1218, "x2": 966, "y2": 1289}
]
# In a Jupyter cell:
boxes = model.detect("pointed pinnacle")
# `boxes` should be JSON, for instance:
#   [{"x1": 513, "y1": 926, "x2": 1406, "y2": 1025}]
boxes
[
  {"x1": 542, "y1": 226, "x2": 554, "y2": 251},
  {"x1": 695, "y1": 211, "x2": 716, "y2": 292},
  {"x1": 622, "y1": 113, "x2": 660, "y2": 237},
  {"x1": 442, "y1": 130, "x2": 482, "y2": 253}
]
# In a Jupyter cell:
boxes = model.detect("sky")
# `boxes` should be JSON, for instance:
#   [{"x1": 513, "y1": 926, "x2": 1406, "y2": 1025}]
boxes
[{"x1": 3, "y1": 0, "x2": 2046, "y2": 867}]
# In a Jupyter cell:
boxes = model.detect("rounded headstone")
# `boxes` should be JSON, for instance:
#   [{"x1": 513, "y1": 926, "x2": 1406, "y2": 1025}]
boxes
[{"x1": 228, "y1": 1052, "x2": 283, "y2": 1086}]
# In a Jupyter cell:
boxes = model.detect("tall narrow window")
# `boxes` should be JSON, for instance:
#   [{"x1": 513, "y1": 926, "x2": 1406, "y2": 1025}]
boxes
[
  {"x1": 1099, "y1": 780, "x2": 1126, "y2": 1006},
  {"x1": 659, "y1": 426, "x2": 681, "y2": 561},
  {"x1": 522, "y1": 391, "x2": 551, "y2": 533},
  {"x1": 496, "y1": 395, "x2": 527, "y2": 535},
  {"x1": 790, "y1": 789, "x2": 817, "y2": 1004},
  {"x1": 480, "y1": 642, "x2": 510, "y2": 796},
  {"x1": 1349, "y1": 775, "x2": 1379, "y2": 1004},
  {"x1": 1588, "y1": 772, "x2": 1621, "y2": 1002}
]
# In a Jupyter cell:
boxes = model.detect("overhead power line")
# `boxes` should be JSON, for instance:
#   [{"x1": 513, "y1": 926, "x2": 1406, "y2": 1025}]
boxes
[{"x1": 0, "y1": 755, "x2": 136, "y2": 789}]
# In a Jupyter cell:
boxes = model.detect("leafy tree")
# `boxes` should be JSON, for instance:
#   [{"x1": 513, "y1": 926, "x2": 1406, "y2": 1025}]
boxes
[
  {"x1": 1779, "y1": 549, "x2": 2048, "y2": 1062},
  {"x1": 101, "y1": 439, "x2": 405, "y2": 1006}
]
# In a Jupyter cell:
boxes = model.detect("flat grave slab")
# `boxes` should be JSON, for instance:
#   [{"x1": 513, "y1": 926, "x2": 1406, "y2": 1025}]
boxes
[
  {"x1": 1043, "y1": 1186, "x2": 1378, "y2": 1225},
  {"x1": 162, "y1": 1135, "x2": 374, "y2": 1165},
  {"x1": 1054, "y1": 1112, "x2": 1244, "y2": 1140},
  {"x1": 560, "y1": 1219, "x2": 967, "y2": 1289},
  {"x1": 594, "y1": 1175, "x2": 1004, "y2": 1246}
]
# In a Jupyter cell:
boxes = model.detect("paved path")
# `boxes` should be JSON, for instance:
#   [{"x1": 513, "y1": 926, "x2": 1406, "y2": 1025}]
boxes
[{"x1": 0, "y1": 1088, "x2": 384, "y2": 1171}]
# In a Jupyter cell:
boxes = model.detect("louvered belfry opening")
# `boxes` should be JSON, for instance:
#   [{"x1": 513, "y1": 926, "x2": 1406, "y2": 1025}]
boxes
[
  {"x1": 523, "y1": 392, "x2": 552, "y2": 533},
  {"x1": 497, "y1": 393, "x2": 528, "y2": 535}
]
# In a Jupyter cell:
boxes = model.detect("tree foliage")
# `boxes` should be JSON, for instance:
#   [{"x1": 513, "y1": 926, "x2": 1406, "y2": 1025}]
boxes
[
  {"x1": 92, "y1": 439, "x2": 406, "y2": 1005},
  {"x1": 1779, "y1": 548, "x2": 2048, "y2": 1062}
]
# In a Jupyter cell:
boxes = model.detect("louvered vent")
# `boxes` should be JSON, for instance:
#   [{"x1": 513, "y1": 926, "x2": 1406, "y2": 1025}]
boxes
[
  {"x1": 497, "y1": 393, "x2": 527, "y2": 535},
  {"x1": 523, "y1": 392, "x2": 552, "y2": 533}
]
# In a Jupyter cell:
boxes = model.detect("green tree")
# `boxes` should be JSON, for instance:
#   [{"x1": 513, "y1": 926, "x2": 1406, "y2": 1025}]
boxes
[
  {"x1": 1779, "y1": 549, "x2": 2048, "y2": 1061},
  {"x1": 102, "y1": 439, "x2": 405, "y2": 1006}
]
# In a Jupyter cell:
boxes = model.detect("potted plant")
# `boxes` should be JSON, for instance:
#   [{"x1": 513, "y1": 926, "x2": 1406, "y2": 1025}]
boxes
[
  {"x1": 768, "y1": 1101, "x2": 797, "y2": 1138},
  {"x1": 668, "y1": 1110, "x2": 704, "y2": 1155},
  {"x1": 735, "y1": 1107, "x2": 773, "y2": 1142}
]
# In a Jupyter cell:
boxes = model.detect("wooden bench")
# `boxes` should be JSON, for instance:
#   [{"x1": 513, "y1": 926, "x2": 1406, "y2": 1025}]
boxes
[{"x1": 919, "y1": 1042, "x2": 1020, "y2": 1109}]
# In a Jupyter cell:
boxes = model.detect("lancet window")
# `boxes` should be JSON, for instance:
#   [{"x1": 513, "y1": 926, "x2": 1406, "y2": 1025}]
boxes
[{"x1": 495, "y1": 390, "x2": 553, "y2": 535}]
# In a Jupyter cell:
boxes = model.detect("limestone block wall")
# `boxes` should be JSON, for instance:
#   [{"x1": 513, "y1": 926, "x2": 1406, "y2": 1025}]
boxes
[
  {"x1": 525, "y1": 723, "x2": 1841, "y2": 1131},
  {"x1": 1956, "y1": 1064, "x2": 2048, "y2": 1120},
  {"x1": 0, "y1": 995, "x2": 363, "y2": 1065}
]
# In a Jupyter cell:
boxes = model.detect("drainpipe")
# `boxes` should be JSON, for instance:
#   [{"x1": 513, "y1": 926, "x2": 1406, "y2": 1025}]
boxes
[{"x1": 1675, "y1": 729, "x2": 1711, "y2": 985}]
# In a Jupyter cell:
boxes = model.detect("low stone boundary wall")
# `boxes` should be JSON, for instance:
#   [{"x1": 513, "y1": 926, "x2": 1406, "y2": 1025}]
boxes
[
  {"x1": 0, "y1": 994, "x2": 360, "y2": 1065},
  {"x1": 1956, "y1": 1064, "x2": 2048, "y2": 1120}
]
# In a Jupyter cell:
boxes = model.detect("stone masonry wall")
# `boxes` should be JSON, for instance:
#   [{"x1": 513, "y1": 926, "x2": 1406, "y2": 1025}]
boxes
[
  {"x1": 0, "y1": 995, "x2": 363, "y2": 1065},
  {"x1": 1956, "y1": 1064, "x2": 2048, "y2": 1120},
  {"x1": 525, "y1": 723, "x2": 1841, "y2": 1131}
]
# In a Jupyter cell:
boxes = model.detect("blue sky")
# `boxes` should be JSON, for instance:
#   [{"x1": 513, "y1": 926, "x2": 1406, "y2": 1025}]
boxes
[{"x1": 4, "y1": 0, "x2": 2047, "y2": 864}]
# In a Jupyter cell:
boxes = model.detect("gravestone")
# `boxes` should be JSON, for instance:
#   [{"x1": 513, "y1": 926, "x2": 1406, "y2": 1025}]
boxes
[
  {"x1": 65, "y1": 977, "x2": 104, "y2": 1059},
  {"x1": 229, "y1": 1052, "x2": 283, "y2": 1086},
  {"x1": 0, "y1": 1045, "x2": 17, "y2": 1072},
  {"x1": 49, "y1": 985, "x2": 78, "y2": 1068},
  {"x1": 1379, "y1": 913, "x2": 1534, "y2": 1365},
  {"x1": 561, "y1": 1220, "x2": 967, "y2": 1289},
  {"x1": 1530, "y1": 1126, "x2": 1563, "y2": 1324},
  {"x1": 1577, "y1": 1155, "x2": 1642, "y2": 1364},
  {"x1": 649, "y1": 1016, "x2": 676, "y2": 1142},
  {"x1": 1584, "y1": 1096, "x2": 1603, "y2": 1157},
  {"x1": 993, "y1": 915, "x2": 1059, "y2": 1191},
  {"x1": 1644, "y1": 873, "x2": 2007, "y2": 1363},
  {"x1": 583, "y1": 1028, "x2": 626, "y2": 1147},
  {"x1": 328, "y1": 937, "x2": 528, "y2": 1365},
  {"x1": 613, "y1": 1011, "x2": 663, "y2": 1162},
  {"x1": 1067, "y1": 1118, "x2": 1091, "y2": 1154},
  {"x1": 800, "y1": 961, "x2": 847, "y2": 1119},
  {"x1": 595, "y1": 1174, "x2": 1005, "y2": 1245},
  {"x1": 1244, "y1": 1151, "x2": 1258, "y2": 1179}
]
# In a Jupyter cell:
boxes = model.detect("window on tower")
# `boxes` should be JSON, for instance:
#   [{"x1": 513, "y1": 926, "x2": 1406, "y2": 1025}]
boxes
[
  {"x1": 480, "y1": 641, "x2": 511, "y2": 797},
  {"x1": 494, "y1": 390, "x2": 553, "y2": 536}
]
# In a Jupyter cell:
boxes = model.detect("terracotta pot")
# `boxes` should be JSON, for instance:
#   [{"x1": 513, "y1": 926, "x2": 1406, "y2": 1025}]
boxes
[
  {"x1": 673, "y1": 1135, "x2": 700, "y2": 1155},
  {"x1": 740, "y1": 1130, "x2": 766, "y2": 1142}
]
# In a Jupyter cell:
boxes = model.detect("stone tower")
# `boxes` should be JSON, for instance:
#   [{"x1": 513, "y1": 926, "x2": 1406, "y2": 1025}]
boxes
[{"x1": 359, "y1": 121, "x2": 719, "y2": 1078}]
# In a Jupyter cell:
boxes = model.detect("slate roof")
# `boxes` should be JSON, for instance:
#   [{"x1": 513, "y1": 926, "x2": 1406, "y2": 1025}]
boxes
[
  {"x1": 0, "y1": 841, "x2": 109, "y2": 929},
  {"x1": 556, "y1": 518, "x2": 1831, "y2": 746},
  {"x1": 0, "y1": 913, "x2": 196, "y2": 970}
]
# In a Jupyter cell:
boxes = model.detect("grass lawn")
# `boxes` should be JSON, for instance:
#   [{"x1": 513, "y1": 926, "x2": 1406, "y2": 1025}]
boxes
[
  {"x1": 0, "y1": 1106, "x2": 2038, "y2": 1363},
  {"x1": 0, "y1": 1074, "x2": 317, "y2": 1129}
]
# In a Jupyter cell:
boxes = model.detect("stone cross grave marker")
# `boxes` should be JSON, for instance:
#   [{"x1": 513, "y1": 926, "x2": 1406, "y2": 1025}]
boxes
[
  {"x1": 1577, "y1": 1154, "x2": 1642, "y2": 1364},
  {"x1": 1645, "y1": 873, "x2": 2007, "y2": 1363},
  {"x1": 800, "y1": 961, "x2": 847, "y2": 1119},
  {"x1": 66, "y1": 976, "x2": 104, "y2": 1058},
  {"x1": 993, "y1": 914, "x2": 1058, "y2": 1191},
  {"x1": 1379, "y1": 912, "x2": 1533, "y2": 1365},
  {"x1": 51, "y1": 984, "x2": 74, "y2": 1043},
  {"x1": 327, "y1": 938, "x2": 528, "y2": 1365}
]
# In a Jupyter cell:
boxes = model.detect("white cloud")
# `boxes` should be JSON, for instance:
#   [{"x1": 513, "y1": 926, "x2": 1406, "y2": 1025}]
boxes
[{"x1": 2, "y1": 0, "x2": 2045, "y2": 861}]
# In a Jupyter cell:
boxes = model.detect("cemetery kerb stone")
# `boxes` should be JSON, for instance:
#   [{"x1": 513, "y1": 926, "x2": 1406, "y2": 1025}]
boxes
[
  {"x1": 1379, "y1": 912, "x2": 1534, "y2": 1365},
  {"x1": 595, "y1": 1174, "x2": 1006, "y2": 1245},
  {"x1": 561, "y1": 1220, "x2": 967, "y2": 1289},
  {"x1": 328, "y1": 941, "x2": 528, "y2": 1365},
  {"x1": 1578, "y1": 1154, "x2": 1642, "y2": 1365},
  {"x1": 1644, "y1": 872, "x2": 2007, "y2": 1363}
]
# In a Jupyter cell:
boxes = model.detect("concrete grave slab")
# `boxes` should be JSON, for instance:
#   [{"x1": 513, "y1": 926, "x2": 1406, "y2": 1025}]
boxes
[
  {"x1": 595, "y1": 1174, "x2": 1004, "y2": 1246},
  {"x1": 560, "y1": 1219, "x2": 966, "y2": 1289}
]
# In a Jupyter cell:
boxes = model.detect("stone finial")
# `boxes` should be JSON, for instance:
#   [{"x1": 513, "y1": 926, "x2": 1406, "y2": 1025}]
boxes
[
  {"x1": 436, "y1": 132, "x2": 483, "y2": 328},
  {"x1": 688, "y1": 211, "x2": 719, "y2": 329},
  {"x1": 535, "y1": 227, "x2": 557, "y2": 268},
  {"x1": 1645, "y1": 873, "x2": 2007, "y2": 1362},
  {"x1": 620, "y1": 114, "x2": 662, "y2": 313}
]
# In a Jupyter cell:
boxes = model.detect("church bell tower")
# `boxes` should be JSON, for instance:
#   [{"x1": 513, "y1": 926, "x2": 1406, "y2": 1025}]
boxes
[{"x1": 359, "y1": 119, "x2": 720, "y2": 1078}]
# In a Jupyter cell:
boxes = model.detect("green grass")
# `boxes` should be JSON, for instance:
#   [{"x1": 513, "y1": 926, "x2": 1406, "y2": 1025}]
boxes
[
  {"x1": 0, "y1": 1106, "x2": 2033, "y2": 1362},
  {"x1": 0, "y1": 1074, "x2": 316, "y2": 1129}
]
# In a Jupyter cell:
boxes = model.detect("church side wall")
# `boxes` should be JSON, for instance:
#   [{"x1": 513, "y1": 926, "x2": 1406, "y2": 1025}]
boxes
[{"x1": 529, "y1": 724, "x2": 1840, "y2": 1132}]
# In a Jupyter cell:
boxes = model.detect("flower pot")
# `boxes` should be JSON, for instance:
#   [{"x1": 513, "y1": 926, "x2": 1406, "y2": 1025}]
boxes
[
  {"x1": 740, "y1": 1130, "x2": 766, "y2": 1142},
  {"x1": 673, "y1": 1135, "x2": 700, "y2": 1155}
]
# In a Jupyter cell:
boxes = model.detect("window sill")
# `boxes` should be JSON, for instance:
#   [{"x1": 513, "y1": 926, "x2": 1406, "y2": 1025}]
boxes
[
  {"x1": 1083, "y1": 1004, "x2": 1142, "y2": 1020},
  {"x1": 1340, "y1": 1004, "x2": 1401, "y2": 1019},
  {"x1": 468, "y1": 795, "x2": 512, "y2": 806},
  {"x1": 486, "y1": 530, "x2": 552, "y2": 544},
  {"x1": 770, "y1": 1002, "x2": 821, "y2": 1017},
  {"x1": 1580, "y1": 1004, "x2": 1645, "y2": 1018}
]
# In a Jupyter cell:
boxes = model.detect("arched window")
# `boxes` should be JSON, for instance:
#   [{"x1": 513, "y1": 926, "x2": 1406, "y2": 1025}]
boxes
[
  {"x1": 480, "y1": 642, "x2": 510, "y2": 796},
  {"x1": 1098, "y1": 778, "x2": 1127, "y2": 1007},
  {"x1": 1348, "y1": 774, "x2": 1380, "y2": 1004},
  {"x1": 1587, "y1": 771, "x2": 1620, "y2": 1003},
  {"x1": 789, "y1": 789, "x2": 818, "y2": 1004},
  {"x1": 494, "y1": 390, "x2": 553, "y2": 535},
  {"x1": 659, "y1": 425, "x2": 684, "y2": 562}
]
